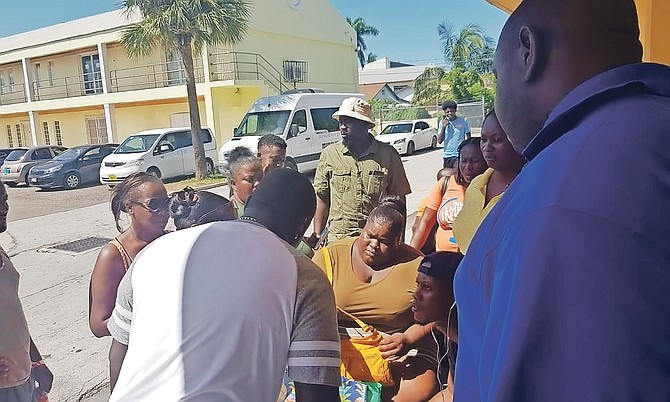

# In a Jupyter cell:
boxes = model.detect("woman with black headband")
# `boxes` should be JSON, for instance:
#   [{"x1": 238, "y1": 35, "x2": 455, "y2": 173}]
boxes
[{"x1": 411, "y1": 251, "x2": 464, "y2": 402}]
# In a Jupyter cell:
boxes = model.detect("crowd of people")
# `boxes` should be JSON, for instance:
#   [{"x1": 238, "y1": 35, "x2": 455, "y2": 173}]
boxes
[{"x1": 2, "y1": 0, "x2": 670, "y2": 400}]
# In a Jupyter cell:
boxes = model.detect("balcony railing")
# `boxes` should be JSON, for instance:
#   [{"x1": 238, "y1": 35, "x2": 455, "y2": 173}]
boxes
[
  {"x1": 209, "y1": 51, "x2": 290, "y2": 93},
  {"x1": 0, "y1": 87, "x2": 27, "y2": 106},
  {"x1": 109, "y1": 59, "x2": 205, "y2": 92},
  {"x1": 32, "y1": 73, "x2": 104, "y2": 101}
]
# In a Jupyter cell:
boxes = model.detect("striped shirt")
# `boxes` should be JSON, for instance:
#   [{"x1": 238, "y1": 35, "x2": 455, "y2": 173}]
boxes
[{"x1": 108, "y1": 221, "x2": 340, "y2": 401}]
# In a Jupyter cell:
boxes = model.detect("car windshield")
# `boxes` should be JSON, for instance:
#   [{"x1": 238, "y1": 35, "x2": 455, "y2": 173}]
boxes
[
  {"x1": 381, "y1": 123, "x2": 413, "y2": 134},
  {"x1": 54, "y1": 148, "x2": 86, "y2": 161},
  {"x1": 5, "y1": 150, "x2": 27, "y2": 162},
  {"x1": 234, "y1": 111, "x2": 291, "y2": 137},
  {"x1": 115, "y1": 134, "x2": 161, "y2": 154}
]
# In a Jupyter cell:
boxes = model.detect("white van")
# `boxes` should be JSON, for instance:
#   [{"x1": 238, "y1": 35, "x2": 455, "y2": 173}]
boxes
[
  {"x1": 219, "y1": 92, "x2": 363, "y2": 172},
  {"x1": 100, "y1": 127, "x2": 218, "y2": 185}
]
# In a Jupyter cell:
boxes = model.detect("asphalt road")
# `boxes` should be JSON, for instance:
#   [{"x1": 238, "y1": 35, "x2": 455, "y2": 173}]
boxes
[{"x1": 6, "y1": 183, "x2": 113, "y2": 222}]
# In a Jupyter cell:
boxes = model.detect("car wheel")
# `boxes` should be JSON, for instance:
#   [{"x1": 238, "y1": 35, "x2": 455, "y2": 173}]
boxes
[
  {"x1": 284, "y1": 157, "x2": 298, "y2": 171},
  {"x1": 64, "y1": 172, "x2": 81, "y2": 189},
  {"x1": 431, "y1": 136, "x2": 438, "y2": 149},
  {"x1": 146, "y1": 167, "x2": 162, "y2": 179},
  {"x1": 205, "y1": 158, "x2": 215, "y2": 175},
  {"x1": 5, "y1": 181, "x2": 16, "y2": 187},
  {"x1": 406, "y1": 141, "x2": 415, "y2": 156}
]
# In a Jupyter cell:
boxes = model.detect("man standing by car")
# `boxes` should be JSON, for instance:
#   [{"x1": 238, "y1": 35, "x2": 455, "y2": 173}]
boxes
[
  {"x1": 437, "y1": 100, "x2": 471, "y2": 168},
  {"x1": 0, "y1": 181, "x2": 54, "y2": 401},
  {"x1": 312, "y1": 97, "x2": 411, "y2": 244}
]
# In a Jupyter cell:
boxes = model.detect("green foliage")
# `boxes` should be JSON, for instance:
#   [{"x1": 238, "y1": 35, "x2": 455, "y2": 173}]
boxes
[
  {"x1": 366, "y1": 52, "x2": 378, "y2": 64},
  {"x1": 346, "y1": 17, "x2": 379, "y2": 68},
  {"x1": 443, "y1": 67, "x2": 481, "y2": 102},
  {"x1": 120, "y1": 0, "x2": 251, "y2": 57},
  {"x1": 467, "y1": 73, "x2": 496, "y2": 111},
  {"x1": 411, "y1": 66, "x2": 447, "y2": 106},
  {"x1": 370, "y1": 99, "x2": 430, "y2": 124},
  {"x1": 438, "y1": 21, "x2": 495, "y2": 74}
]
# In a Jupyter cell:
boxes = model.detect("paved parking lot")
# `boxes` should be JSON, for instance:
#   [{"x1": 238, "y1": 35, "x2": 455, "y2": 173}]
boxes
[{"x1": 5, "y1": 183, "x2": 112, "y2": 222}]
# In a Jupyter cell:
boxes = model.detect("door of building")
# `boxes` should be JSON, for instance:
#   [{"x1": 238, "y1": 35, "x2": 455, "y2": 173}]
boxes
[{"x1": 85, "y1": 116, "x2": 107, "y2": 144}]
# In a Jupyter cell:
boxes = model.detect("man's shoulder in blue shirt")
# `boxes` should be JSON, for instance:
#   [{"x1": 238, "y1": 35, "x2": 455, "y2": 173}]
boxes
[
  {"x1": 441, "y1": 116, "x2": 470, "y2": 158},
  {"x1": 454, "y1": 63, "x2": 670, "y2": 402}
]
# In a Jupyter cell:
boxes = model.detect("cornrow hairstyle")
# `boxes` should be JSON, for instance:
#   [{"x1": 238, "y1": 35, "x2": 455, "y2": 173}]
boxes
[
  {"x1": 455, "y1": 137, "x2": 482, "y2": 186},
  {"x1": 169, "y1": 187, "x2": 236, "y2": 230},
  {"x1": 257, "y1": 134, "x2": 287, "y2": 151},
  {"x1": 227, "y1": 146, "x2": 260, "y2": 179},
  {"x1": 110, "y1": 172, "x2": 162, "y2": 232}
]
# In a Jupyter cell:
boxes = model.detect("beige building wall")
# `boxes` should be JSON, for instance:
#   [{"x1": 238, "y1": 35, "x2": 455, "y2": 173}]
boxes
[
  {"x1": 0, "y1": 116, "x2": 33, "y2": 148},
  {"x1": 210, "y1": 85, "x2": 263, "y2": 143},
  {"x1": 113, "y1": 100, "x2": 207, "y2": 140},
  {"x1": 37, "y1": 108, "x2": 105, "y2": 146}
]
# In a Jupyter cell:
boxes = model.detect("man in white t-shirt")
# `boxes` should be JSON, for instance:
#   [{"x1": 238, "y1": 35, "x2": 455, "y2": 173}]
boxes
[{"x1": 108, "y1": 169, "x2": 340, "y2": 402}]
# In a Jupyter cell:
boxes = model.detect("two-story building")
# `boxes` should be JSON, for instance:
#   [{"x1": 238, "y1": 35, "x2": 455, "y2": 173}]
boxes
[{"x1": 0, "y1": 0, "x2": 358, "y2": 148}]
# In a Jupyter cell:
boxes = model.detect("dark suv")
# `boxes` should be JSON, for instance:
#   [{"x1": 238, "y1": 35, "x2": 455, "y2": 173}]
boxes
[{"x1": 28, "y1": 144, "x2": 117, "y2": 189}]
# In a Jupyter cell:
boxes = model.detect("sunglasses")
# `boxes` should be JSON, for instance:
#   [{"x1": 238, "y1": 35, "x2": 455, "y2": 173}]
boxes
[{"x1": 131, "y1": 197, "x2": 169, "y2": 213}]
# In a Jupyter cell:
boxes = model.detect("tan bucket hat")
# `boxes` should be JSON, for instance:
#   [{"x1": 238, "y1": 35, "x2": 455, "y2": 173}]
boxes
[{"x1": 332, "y1": 97, "x2": 375, "y2": 126}]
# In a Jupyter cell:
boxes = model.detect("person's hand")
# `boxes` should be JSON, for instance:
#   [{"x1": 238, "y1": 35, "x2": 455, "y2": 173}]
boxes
[
  {"x1": 379, "y1": 333, "x2": 408, "y2": 361},
  {"x1": 33, "y1": 364, "x2": 54, "y2": 397},
  {"x1": 305, "y1": 233, "x2": 320, "y2": 249}
]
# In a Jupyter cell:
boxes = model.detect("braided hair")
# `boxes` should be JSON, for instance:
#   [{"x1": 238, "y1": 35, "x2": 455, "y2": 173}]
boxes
[{"x1": 169, "y1": 187, "x2": 236, "y2": 230}]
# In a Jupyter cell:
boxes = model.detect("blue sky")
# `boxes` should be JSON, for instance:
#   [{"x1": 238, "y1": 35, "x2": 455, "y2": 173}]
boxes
[{"x1": 0, "y1": 0, "x2": 509, "y2": 66}]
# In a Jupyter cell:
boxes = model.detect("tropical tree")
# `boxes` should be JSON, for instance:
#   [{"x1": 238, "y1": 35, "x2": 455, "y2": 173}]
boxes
[
  {"x1": 346, "y1": 17, "x2": 379, "y2": 68},
  {"x1": 437, "y1": 22, "x2": 495, "y2": 73},
  {"x1": 411, "y1": 66, "x2": 447, "y2": 106},
  {"x1": 366, "y1": 52, "x2": 378, "y2": 64},
  {"x1": 120, "y1": 0, "x2": 251, "y2": 179}
]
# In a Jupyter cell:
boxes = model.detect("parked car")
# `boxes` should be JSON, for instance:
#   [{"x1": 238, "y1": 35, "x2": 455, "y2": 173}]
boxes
[
  {"x1": 376, "y1": 120, "x2": 438, "y2": 156},
  {"x1": 100, "y1": 127, "x2": 217, "y2": 185},
  {"x1": 0, "y1": 146, "x2": 68, "y2": 186},
  {"x1": 28, "y1": 144, "x2": 118, "y2": 189},
  {"x1": 0, "y1": 148, "x2": 15, "y2": 166},
  {"x1": 218, "y1": 92, "x2": 363, "y2": 173}
]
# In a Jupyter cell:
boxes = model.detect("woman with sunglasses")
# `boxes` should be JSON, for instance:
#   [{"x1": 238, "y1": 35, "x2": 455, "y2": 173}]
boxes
[
  {"x1": 169, "y1": 187, "x2": 236, "y2": 230},
  {"x1": 89, "y1": 172, "x2": 169, "y2": 337}
]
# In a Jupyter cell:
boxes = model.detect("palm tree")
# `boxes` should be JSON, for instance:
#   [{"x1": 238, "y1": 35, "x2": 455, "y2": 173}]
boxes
[
  {"x1": 437, "y1": 22, "x2": 495, "y2": 72},
  {"x1": 411, "y1": 66, "x2": 447, "y2": 106},
  {"x1": 366, "y1": 52, "x2": 378, "y2": 64},
  {"x1": 346, "y1": 17, "x2": 379, "y2": 68},
  {"x1": 120, "y1": 0, "x2": 251, "y2": 179}
]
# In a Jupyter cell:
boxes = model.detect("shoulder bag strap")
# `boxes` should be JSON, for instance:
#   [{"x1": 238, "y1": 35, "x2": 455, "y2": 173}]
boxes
[{"x1": 322, "y1": 246, "x2": 374, "y2": 332}]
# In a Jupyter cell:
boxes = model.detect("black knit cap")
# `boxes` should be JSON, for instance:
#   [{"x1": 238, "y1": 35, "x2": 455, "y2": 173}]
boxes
[
  {"x1": 242, "y1": 168, "x2": 316, "y2": 244},
  {"x1": 417, "y1": 251, "x2": 464, "y2": 284}
]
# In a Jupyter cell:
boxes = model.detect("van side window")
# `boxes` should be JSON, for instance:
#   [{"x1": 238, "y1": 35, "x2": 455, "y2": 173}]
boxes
[
  {"x1": 310, "y1": 107, "x2": 339, "y2": 132},
  {"x1": 291, "y1": 110, "x2": 307, "y2": 130},
  {"x1": 200, "y1": 129, "x2": 213, "y2": 144},
  {"x1": 157, "y1": 133, "x2": 178, "y2": 152},
  {"x1": 175, "y1": 131, "x2": 192, "y2": 149}
]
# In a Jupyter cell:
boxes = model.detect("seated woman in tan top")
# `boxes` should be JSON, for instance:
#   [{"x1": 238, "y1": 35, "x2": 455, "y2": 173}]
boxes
[{"x1": 312, "y1": 196, "x2": 438, "y2": 401}]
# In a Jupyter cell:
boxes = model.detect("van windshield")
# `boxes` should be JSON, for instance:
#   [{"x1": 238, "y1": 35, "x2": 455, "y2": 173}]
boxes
[
  {"x1": 115, "y1": 134, "x2": 161, "y2": 154},
  {"x1": 235, "y1": 111, "x2": 291, "y2": 137}
]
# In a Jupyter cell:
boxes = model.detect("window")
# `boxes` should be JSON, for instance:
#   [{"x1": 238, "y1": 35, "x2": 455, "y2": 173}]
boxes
[
  {"x1": 85, "y1": 116, "x2": 107, "y2": 144},
  {"x1": 48, "y1": 61, "x2": 55, "y2": 86},
  {"x1": 42, "y1": 122, "x2": 51, "y2": 145},
  {"x1": 282, "y1": 60, "x2": 308, "y2": 84},
  {"x1": 310, "y1": 107, "x2": 339, "y2": 132},
  {"x1": 416, "y1": 122, "x2": 429, "y2": 130},
  {"x1": 54, "y1": 121, "x2": 63, "y2": 146},
  {"x1": 291, "y1": 110, "x2": 307, "y2": 129},
  {"x1": 15, "y1": 123, "x2": 23, "y2": 147},
  {"x1": 34, "y1": 63, "x2": 42, "y2": 89},
  {"x1": 0, "y1": 73, "x2": 5, "y2": 95},
  {"x1": 82, "y1": 147, "x2": 102, "y2": 160},
  {"x1": 32, "y1": 148, "x2": 52, "y2": 160},
  {"x1": 156, "y1": 133, "x2": 178, "y2": 153},
  {"x1": 6, "y1": 125, "x2": 13, "y2": 147},
  {"x1": 174, "y1": 129, "x2": 213, "y2": 149},
  {"x1": 81, "y1": 54, "x2": 103, "y2": 95},
  {"x1": 8, "y1": 69, "x2": 16, "y2": 93},
  {"x1": 166, "y1": 50, "x2": 186, "y2": 85}
]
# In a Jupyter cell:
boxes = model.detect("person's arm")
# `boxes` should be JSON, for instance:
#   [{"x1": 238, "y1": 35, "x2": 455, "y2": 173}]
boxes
[
  {"x1": 437, "y1": 117, "x2": 447, "y2": 144},
  {"x1": 312, "y1": 152, "x2": 331, "y2": 238},
  {"x1": 108, "y1": 339, "x2": 128, "y2": 392},
  {"x1": 410, "y1": 207, "x2": 437, "y2": 250},
  {"x1": 89, "y1": 244, "x2": 125, "y2": 337},
  {"x1": 464, "y1": 118, "x2": 472, "y2": 140},
  {"x1": 29, "y1": 338, "x2": 53, "y2": 397},
  {"x1": 378, "y1": 323, "x2": 436, "y2": 361},
  {"x1": 294, "y1": 383, "x2": 339, "y2": 402}
]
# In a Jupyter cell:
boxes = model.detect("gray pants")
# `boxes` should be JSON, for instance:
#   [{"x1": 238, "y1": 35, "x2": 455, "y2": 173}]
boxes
[{"x1": 0, "y1": 372, "x2": 37, "y2": 402}]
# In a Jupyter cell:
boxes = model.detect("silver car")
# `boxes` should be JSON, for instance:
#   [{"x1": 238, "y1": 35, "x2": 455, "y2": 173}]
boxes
[{"x1": 0, "y1": 146, "x2": 68, "y2": 186}]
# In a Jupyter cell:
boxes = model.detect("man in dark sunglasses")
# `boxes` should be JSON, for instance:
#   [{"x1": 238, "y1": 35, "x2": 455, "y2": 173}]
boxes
[{"x1": 108, "y1": 169, "x2": 340, "y2": 402}]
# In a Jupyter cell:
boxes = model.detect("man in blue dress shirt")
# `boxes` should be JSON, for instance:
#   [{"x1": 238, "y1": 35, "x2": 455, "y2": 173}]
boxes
[
  {"x1": 437, "y1": 100, "x2": 471, "y2": 168},
  {"x1": 454, "y1": 0, "x2": 670, "y2": 400}
]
